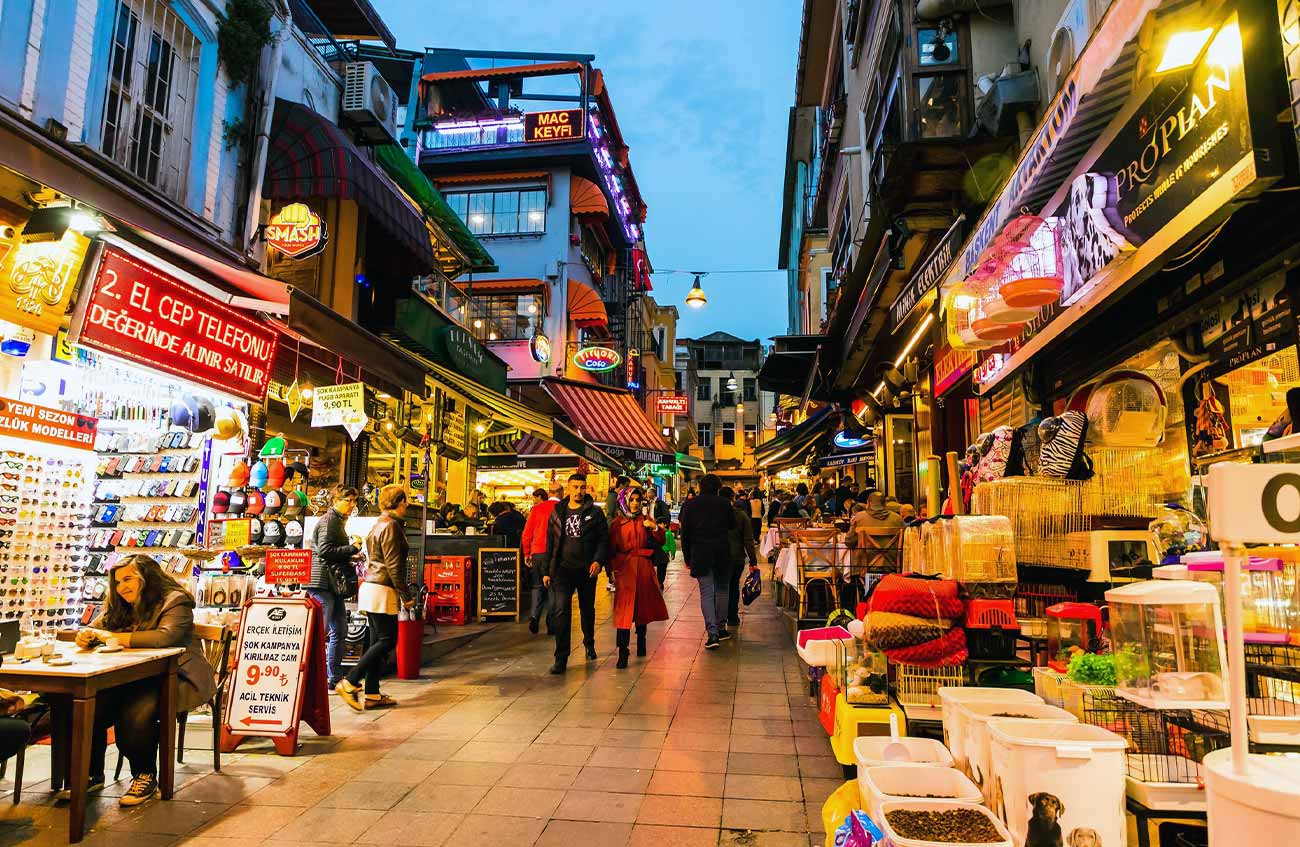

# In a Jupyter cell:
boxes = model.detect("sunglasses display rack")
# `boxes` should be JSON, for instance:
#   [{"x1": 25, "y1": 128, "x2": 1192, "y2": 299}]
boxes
[{"x1": 0, "y1": 444, "x2": 96, "y2": 635}]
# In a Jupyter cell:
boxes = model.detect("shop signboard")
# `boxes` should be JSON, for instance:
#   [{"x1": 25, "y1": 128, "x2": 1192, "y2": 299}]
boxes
[
  {"x1": 478, "y1": 548, "x2": 520, "y2": 618},
  {"x1": 263, "y1": 203, "x2": 327, "y2": 260},
  {"x1": 524, "y1": 109, "x2": 584, "y2": 143},
  {"x1": 1278, "y1": 1, "x2": 1300, "y2": 164},
  {"x1": 889, "y1": 216, "x2": 964, "y2": 331},
  {"x1": 655, "y1": 394, "x2": 689, "y2": 415},
  {"x1": 572, "y1": 346, "x2": 621, "y2": 372},
  {"x1": 265, "y1": 549, "x2": 312, "y2": 584},
  {"x1": 816, "y1": 451, "x2": 875, "y2": 470},
  {"x1": 599, "y1": 444, "x2": 674, "y2": 466},
  {"x1": 310, "y1": 382, "x2": 367, "y2": 440},
  {"x1": 0, "y1": 223, "x2": 90, "y2": 335},
  {"x1": 440, "y1": 403, "x2": 467, "y2": 459},
  {"x1": 933, "y1": 342, "x2": 979, "y2": 396},
  {"x1": 530, "y1": 332, "x2": 551, "y2": 363},
  {"x1": 1199, "y1": 271, "x2": 1293, "y2": 368},
  {"x1": 74, "y1": 245, "x2": 279, "y2": 402},
  {"x1": 0, "y1": 397, "x2": 96, "y2": 450},
  {"x1": 1208, "y1": 462, "x2": 1300, "y2": 542}
]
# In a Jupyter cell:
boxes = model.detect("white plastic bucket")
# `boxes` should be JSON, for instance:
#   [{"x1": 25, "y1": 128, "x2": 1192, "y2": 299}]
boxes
[
  {"x1": 954, "y1": 701, "x2": 1076, "y2": 798},
  {"x1": 938, "y1": 687, "x2": 1044, "y2": 775},
  {"x1": 853, "y1": 735, "x2": 954, "y2": 770},
  {"x1": 987, "y1": 720, "x2": 1128, "y2": 847},
  {"x1": 877, "y1": 799, "x2": 1014, "y2": 847},
  {"x1": 1204, "y1": 749, "x2": 1300, "y2": 846},
  {"x1": 859, "y1": 765, "x2": 982, "y2": 825}
]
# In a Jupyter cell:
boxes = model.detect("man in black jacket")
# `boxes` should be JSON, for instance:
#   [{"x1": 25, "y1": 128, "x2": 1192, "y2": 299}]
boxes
[
  {"x1": 677, "y1": 473, "x2": 733, "y2": 649},
  {"x1": 307, "y1": 486, "x2": 360, "y2": 687},
  {"x1": 645, "y1": 484, "x2": 671, "y2": 586},
  {"x1": 544, "y1": 473, "x2": 609, "y2": 674}
]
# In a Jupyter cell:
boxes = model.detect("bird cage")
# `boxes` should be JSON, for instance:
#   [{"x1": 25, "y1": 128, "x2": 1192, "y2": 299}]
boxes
[
  {"x1": 902, "y1": 524, "x2": 926, "y2": 574},
  {"x1": 946, "y1": 284, "x2": 1004, "y2": 350},
  {"x1": 993, "y1": 215, "x2": 1065, "y2": 309},
  {"x1": 1085, "y1": 369, "x2": 1168, "y2": 448},
  {"x1": 944, "y1": 515, "x2": 1016, "y2": 584},
  {"x1": 896, "y1": 663, "x2": 966, "y2": 708},
  {"x1": 969, "y1": 260, "x2": 1035, "y2": 338}
]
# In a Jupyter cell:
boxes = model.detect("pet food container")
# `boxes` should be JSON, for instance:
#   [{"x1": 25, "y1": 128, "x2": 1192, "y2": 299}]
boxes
[
  {"x1": 877, "y1": 799, "x2": 1014, "y2": 847},
  {"x1": 859, "y1": 765, "x2": 981, "y2": 825},
  {"x1": 853, "y1": 735, "x2": 954, "y2": 770},
  {"x1": 938, "y1": 687, "x2": 1044, "y2": 774},
  {"x1": 956, "y1": 702, "x2": 1077, "y2": 801},
  {"x1": 1204, "y1": 749, "x2": 1300, "y2": 846},
  {"x1": 987, "y1": 720, "x2": 1127, "y2": 847}
]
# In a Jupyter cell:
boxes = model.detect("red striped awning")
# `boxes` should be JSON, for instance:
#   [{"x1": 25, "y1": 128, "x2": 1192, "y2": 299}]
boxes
[
  {"x1": 421, "y1": 61, "x2": 584, "y2": 84},
  {"x1": 543, "y1": 378, "x2": 673, "y2": 466}
]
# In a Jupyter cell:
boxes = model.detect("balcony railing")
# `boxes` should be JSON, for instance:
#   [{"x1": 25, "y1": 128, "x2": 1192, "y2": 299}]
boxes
[{"x1": 420, "y1": 114, "x2": 527, "y2": 153}]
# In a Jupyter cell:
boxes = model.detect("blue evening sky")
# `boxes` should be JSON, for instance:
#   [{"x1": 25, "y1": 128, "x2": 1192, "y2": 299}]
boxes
[{"x1": 373, "y1": 0, "x2": 800, "y2": 343}]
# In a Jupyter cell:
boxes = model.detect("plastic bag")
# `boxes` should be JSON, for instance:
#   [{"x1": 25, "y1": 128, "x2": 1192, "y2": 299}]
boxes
[
  {"x1": 834, "y1": 810, "x2": 883, "y2": 847},
  {"x1": 820, "y1": 780, "x2": 862, "y2": 841},
  {"x1": 741, "y1": 568, "x2": 761, "y2": 605}
]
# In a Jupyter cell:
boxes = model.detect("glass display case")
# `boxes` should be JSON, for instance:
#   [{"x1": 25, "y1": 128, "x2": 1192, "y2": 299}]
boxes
[
  {"x1": 1185, "y1": 556, "x2": 1291, "y2": 643},
  {"x1": 1046, "y1": 602, "x2": 1105, "y2": 672},
  {"x1": 839, "y1": 639, "x2": 889, "y2": 706},
  {"x1": 1105, "y1": 580, "x2": 1228, "y2": 709}
]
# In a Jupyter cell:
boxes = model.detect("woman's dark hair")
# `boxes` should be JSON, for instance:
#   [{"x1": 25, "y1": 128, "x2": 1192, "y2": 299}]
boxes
[
  {"x1": 101, "y1": 554, "x2": 188, "y2": 632},
  {"x1": 532, "y1": 488, "x2": 547, "y2": 500},
  {"x1": 719, "y1": 486, "x2": 734, "y2": 500}
]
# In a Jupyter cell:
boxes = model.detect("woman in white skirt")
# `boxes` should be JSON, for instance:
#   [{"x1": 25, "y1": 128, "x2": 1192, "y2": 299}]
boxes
[{"x1": 336, "y1": 485, "x2": 413, "y2": 711}]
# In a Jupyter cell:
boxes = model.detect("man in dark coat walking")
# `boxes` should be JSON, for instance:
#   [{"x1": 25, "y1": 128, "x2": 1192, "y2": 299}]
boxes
[
  {"x1": 677, "y1": 473, "x2": 734, "y2": 649},
  {"x1": 544, "y1": 473, "x2": 609, "y2": 673}
]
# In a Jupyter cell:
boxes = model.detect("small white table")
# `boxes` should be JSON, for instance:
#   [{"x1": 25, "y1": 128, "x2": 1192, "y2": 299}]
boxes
[{"x1": 776, "y1": 541, "x2": 853, "y2": 590}]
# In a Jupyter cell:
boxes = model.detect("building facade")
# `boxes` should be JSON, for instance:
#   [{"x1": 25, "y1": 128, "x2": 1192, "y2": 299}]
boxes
[{"x1": 677, "y1": 332, "x2": 775, "y2": 484}]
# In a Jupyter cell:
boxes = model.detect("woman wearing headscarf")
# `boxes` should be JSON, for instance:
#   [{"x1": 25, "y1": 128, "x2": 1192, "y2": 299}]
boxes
[
  {"x1": 72, "y1": 554, "x2": 215, "y2": 807},
  {"x1": 607, "y1": 487, "x2": 669, "y2": 667}
]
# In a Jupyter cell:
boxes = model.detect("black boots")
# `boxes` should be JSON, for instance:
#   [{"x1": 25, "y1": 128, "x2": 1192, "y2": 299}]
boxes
[
  {"x1": 616, "y1": 629, "x2": 630, "y2": 668},
  {"x1": 636, "y1": 626, "x2": 647, "y2": 657},
  {"x1": 616, "y1": 648, "x2": 630, "y2": 668}
]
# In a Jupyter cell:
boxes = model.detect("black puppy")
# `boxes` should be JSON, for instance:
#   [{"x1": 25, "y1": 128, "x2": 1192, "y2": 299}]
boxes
[{"x1": 1026, "y1": 792, "x2": 1065, "y2": 847}]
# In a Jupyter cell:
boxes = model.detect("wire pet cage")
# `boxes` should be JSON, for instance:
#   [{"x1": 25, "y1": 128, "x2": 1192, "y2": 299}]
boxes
[
  {"x1": 895, "y1": 663, "x2": 965, "y2": 708},
  {"x1": 1079, "y1": 687, "x2": 1230, "y2": 788},
  {"x1": 1243, "y1": 643, "x2": 1300, "y2": 746},
  {"x1": 1015, "y1": 582, "x2": 1077, "y2": 639}
]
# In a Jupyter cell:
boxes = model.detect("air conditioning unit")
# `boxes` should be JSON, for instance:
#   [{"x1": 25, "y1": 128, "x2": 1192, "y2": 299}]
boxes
[
  {"x1": 341, "y1": 62, "x2": 398, "y2": 145},
  {"x1": 1047, "y1": 0, "x2": 1111, "y2": 96}
]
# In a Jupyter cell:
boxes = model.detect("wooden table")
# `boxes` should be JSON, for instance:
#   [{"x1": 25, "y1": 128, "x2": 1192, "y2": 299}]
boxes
[{"x1": 0, "y1": 647, "x2": 183, "y2": 843}]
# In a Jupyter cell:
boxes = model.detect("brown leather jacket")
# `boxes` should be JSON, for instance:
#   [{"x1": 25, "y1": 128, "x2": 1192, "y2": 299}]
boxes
[{"x1": 364, "y1": 513, "x2": 411, "y2": 601}]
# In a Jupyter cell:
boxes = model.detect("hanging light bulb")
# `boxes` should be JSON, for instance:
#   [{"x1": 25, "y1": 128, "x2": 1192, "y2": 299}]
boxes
[
  {"x1": 685, "y1": 272, "x2": 708, "y2": 308},
  {"x1": 726, "y1": 373, "x2": 738, "y2": 392}
]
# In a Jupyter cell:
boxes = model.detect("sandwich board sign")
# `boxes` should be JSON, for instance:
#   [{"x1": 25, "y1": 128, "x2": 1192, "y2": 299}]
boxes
[{"x1": 222, "y1": 596, "x2": 330, "y2": 755}]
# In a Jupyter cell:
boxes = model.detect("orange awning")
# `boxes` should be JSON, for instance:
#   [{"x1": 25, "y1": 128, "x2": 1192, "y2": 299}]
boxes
[
  {"x1": 567, "y1": 279, "x2": 608, "y2": 329},
  {"x1": 569, "y1": 176, "x2": 608, "y2": 219},
  {"x1": 456, "y1": 277, "x2": 550, "y2": 307},
  {"x1": 422, "y1": 60, "x2": 584, "y2": 84},
  {"x1": 434, "y1": 170, "x2": 551, "y2": 189}
]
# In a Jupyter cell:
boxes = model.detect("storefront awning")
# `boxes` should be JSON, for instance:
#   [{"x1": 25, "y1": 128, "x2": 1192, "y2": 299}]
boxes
[
  {"x1": 457, "y1": 277, "x2": 550, "y2": 304},
  {"x1": 434, "y1": 171, "x2": 551, "y2": 189},
  {"x1": 569, "y1": 176, "x2": 609, "y2": 219},
  {"x1": 676, "y1": 453, "x2": 705, "y2": 473},
  {"x1": 265, "y1": 100, "x2": 435, "y2": 274},
  {"x1": 567, "y1": 279, "x2": 608, "y2": 328},
  {"x1": 479, "y1": 425, "x2": 621, "y2": 470},
  {"x1": 372, "y1": 144, "x2": 496, "y2": 275},
  {"x1": 104, "y1": 231, "x2": 290, "y2": 313},
  {"x1": 283, "y1": 289, "x2": 427, "y2": 396},
  {"x1": 292, "y1": 0, "x2": 396, "y2": 50},
  {"x1": 543, "y1": 378, "x2": 674, "y2": 466},
  {"x1": 754, "y1": 406, "x2": 834, "y2": 470},
  {"x1": 421, "y1": 60, "x2": 585, "y2": 84}
]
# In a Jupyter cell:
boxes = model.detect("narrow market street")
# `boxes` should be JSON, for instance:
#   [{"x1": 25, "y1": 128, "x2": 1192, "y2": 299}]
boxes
[{"x1": 2, "y1": 562, "x2": 837, "y2": 847}]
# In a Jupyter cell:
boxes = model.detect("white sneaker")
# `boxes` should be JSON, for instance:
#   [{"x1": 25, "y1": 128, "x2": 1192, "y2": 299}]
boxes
[{"x1": 118, "y1": 773, "x2": 158, "y2": 808}]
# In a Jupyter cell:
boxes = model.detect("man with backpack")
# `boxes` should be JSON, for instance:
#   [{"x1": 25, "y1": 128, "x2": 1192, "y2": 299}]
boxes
[
  {"x1": 544, "y1": 473, "x2": 609, "y2": 674},
  {"x1": 307, "y1": 485, "x2": 361, "y2": 688}
]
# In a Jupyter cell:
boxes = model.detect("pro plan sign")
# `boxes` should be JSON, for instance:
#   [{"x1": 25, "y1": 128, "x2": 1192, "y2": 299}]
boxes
[
  {"x1": 264, "y1": 203, "x2": 327, "y2": 260},
  {"x1": 524, "y1": 109, "x2": 584, "y2": 143},
  {"x1": 75, "y1": 246, "x2": 279, "y2": 402}
]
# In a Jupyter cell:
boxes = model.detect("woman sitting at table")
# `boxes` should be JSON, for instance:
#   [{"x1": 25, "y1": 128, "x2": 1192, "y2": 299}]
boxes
[{"x1": 71, "y1": 554, "x2": 214, "y2": 808}]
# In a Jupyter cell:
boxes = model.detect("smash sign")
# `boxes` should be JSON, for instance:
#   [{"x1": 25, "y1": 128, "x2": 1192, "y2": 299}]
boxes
[
  {"x1": 264, "y1": 203, "x2": 327, "y2": 260},
  {"x1": 75, "y1": 246, "x2": 278, "y2": 402}
]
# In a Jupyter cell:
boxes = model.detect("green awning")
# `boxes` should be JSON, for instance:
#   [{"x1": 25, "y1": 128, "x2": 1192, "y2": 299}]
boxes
[
  {"x1": 373, "y1": 144, "x2": 497, "y2": 275},
  {"x1": 676, "y1": 453, "x2": 705, "y2": 473}
]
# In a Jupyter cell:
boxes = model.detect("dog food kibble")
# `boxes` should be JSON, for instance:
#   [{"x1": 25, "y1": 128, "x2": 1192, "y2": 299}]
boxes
[
  {"x1": 892, "y1": 793, "x2": 955, "y2": 798},
  {"x1": 885, "y1": 808, "x2": 1002, "y2": 843},
  {"x1": 991, "y1": 712, "x2": 1037, "y2": 718}
]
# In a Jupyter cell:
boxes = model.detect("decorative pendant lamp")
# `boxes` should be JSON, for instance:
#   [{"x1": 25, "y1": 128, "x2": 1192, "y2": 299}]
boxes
[{"x1": 996, "y1": 215, "x2": 1065, "y2": 309}]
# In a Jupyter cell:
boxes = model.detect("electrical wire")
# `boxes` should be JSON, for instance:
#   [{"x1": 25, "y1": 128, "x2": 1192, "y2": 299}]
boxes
[{"x1": 1161, "y1": 217, "x2": 1228, "y2": 272}]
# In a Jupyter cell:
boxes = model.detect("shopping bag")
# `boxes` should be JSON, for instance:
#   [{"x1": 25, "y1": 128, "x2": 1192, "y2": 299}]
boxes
[{"x1": 741, "y1": 568, "x2": 762, "y2": 605}]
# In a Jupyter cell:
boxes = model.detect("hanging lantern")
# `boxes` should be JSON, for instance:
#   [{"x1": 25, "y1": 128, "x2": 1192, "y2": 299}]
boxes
[{"x1": 996, "y1": 215, "x2": 1065, "y2": 309}]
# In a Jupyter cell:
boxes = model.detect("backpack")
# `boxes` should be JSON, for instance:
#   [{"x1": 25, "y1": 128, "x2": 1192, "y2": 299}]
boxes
[
  {"x1": 1039, "y1": 411, "x2": 1094, "y2": 480},
  {"x1": 975, "y1": 427, "x2": 1015, "y2": 483}
]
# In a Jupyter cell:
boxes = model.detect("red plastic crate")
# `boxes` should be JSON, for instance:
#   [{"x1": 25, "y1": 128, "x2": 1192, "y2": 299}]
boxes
[{"x1": 431, "y1": 603, "x2": 467, "y2": 626}]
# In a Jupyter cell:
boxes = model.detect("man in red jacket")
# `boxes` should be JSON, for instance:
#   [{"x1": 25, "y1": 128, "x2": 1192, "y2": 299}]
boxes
[{"x1": 521, "y1": 484, "x2": 563, "y2": 634}]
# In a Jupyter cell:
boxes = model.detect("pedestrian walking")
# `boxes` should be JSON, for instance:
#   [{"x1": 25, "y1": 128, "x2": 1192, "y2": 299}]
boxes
[
  {"x1": 724, "y1": 487, "x2": 759, "y2": 628},
  {"x1": 645, "y1": 485, "x2": 672, "y2": 585},
  {"x1": 677, "y1": 473, "x2": 734, "y2": 649},
  {"x1": 307, "y1": 485, "x2": 360, "y2": 688},
  {"x1": 608, "y1": 487, "x2": 669, "y2": 667},
  {"x1": 337, "y1": 485, "x2": 414, "y2": 711},
  {"x1": 604, "y1": 475, "x2": 630, "y2": 520},
  {"x1": 544, "y1": 473, "x2": 609, "y2": 674},
  {"x1": 521, "y1": 485, "x2": 561, "y2": 634},
  {"x1": 748, "y1": 487, "x2": 764, "y2": 542}
]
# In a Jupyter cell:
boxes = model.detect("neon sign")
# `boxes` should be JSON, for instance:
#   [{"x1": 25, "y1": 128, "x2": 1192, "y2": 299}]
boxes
[
  {"x1": 833, "y1": 430, "x2": 871, "y2": 450},
  {"x1": 264, "y1": 203, "x2": 327, "y2": 260},
  {"x1": 572, "y1": 346, "x2": 621, "y2": 372},
  {"x1": 524, "y1": 109, "x2": 583, "y2": 143},
  {"x1": 530, "y1": 332, "x2": 551, "y2": 363}
]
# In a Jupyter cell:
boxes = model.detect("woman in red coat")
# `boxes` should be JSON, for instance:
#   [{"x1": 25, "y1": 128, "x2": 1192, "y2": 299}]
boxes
[{"x1": 609, "y1": 487, "x2": 670, "y2": 667}]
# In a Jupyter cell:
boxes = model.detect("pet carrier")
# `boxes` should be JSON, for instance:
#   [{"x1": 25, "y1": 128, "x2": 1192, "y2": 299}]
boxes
[{"x1": 964, "y1": 599, "x2": 1019, "y2": 660}]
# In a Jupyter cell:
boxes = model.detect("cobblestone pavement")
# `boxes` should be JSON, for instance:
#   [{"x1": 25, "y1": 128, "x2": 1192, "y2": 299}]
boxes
[{"x1": 0, "y1": 560, "x2": 839, "y2": 846}]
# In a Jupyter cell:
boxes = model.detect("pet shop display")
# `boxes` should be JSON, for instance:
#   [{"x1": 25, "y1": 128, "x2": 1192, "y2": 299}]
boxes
[
  {"x1": 1104, "y1": 580, "x2": 1229, "y2": 710},
  {"x1": 986, "y1": 721, "x2": 1127, "y2": 847},
  {"x1": 879, "y1": 801, "x2": 1013, "y2": 847},
  {"x1": 853, "y1": 735, "x2": 954, "y2": 770},
  {"x1": 952, "y1": 702, "x2": 1077, "y2": 806},
  {"x1": 937, "y1": 687, "x2": 1044, "y2": 773},
  {"x1": 859, "y1": 765, "x2": 982, "y2": 823},
  {"x1": 1046, "y1": 603, "x2": 1105, "y2": 672},
  {"x1": 1183, "y1": 555, "x2": 1291, "y2": 643}
]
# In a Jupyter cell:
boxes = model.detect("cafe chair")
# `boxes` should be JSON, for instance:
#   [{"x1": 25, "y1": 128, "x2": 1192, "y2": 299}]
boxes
[
  {"x1": 114, "y1": 623, "x2": 233, "y2": 780},
  {"x1": 0, "y1": 705, "x2": 46, "y2": 804},
  {"x1": 796, "y1": 543, "x2": 841, "y2": 621},
  {"x1": 843, "y1": 527, "x2": 903, "y2": 609},
  {"x1": 791, "y1": 528, "x2": 837, "y2": 544}
]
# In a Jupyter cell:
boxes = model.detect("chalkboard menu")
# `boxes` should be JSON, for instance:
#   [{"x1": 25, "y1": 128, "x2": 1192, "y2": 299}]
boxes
[{"x1": 477, "y1": 548, "x2": 519, "y2": 618}]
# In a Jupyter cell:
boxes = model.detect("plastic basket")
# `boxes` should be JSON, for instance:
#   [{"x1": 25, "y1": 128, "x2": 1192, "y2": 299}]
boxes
[
  {"x1": 853, "y1": 736, "x2": 955, "y2": 770},
  {"x1": 1033, "y1": 666, "x2": 1065, "y2": 707},
  {"x1": 796, "y1": 625, "x2": 855, "y2": 669},
  {"x1": 1060, "y1": 678, "x2": 1116, "y2": 720},
  {"x1": 859, "y1": 766, "x2": 981, "y2": 823},
  {"x1": 897, "y1": 663, "x2": 966, "y2": 708},
  {"x1": 965, "y1": 599, "x2": 1019, "y2": 660}
]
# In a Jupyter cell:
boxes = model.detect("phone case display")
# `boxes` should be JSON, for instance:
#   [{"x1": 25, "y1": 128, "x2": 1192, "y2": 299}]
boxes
[
  {"x1": 0, "y1": 446, "x2": 96, "y2": 634},
  {"x1": 195, "y1": 572, "x2": 256, "y2": 608},
  {"x1": 89, "y1": 425, "x2": 204, "y2": 557},
  {"x1": 1105, "y1": 580, "x2": 1229, "y2": 710}
]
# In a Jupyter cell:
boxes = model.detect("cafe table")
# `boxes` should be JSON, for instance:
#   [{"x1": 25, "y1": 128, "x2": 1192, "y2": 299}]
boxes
[
  {"x1": 775, "y1": 538, "x2": 853, "y2": 590},
  {"x1": 0, "y1": 646, "x2": 183, "y2": 843}
]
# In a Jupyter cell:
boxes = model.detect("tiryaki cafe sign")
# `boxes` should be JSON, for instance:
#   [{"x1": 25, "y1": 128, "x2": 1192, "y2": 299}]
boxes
[
  {"x1": 572, "y1": 346, "x2": 621, "y2": 372},
  {"x1": 264, "y1": 204, "x2": 327, "y2": 260}
]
